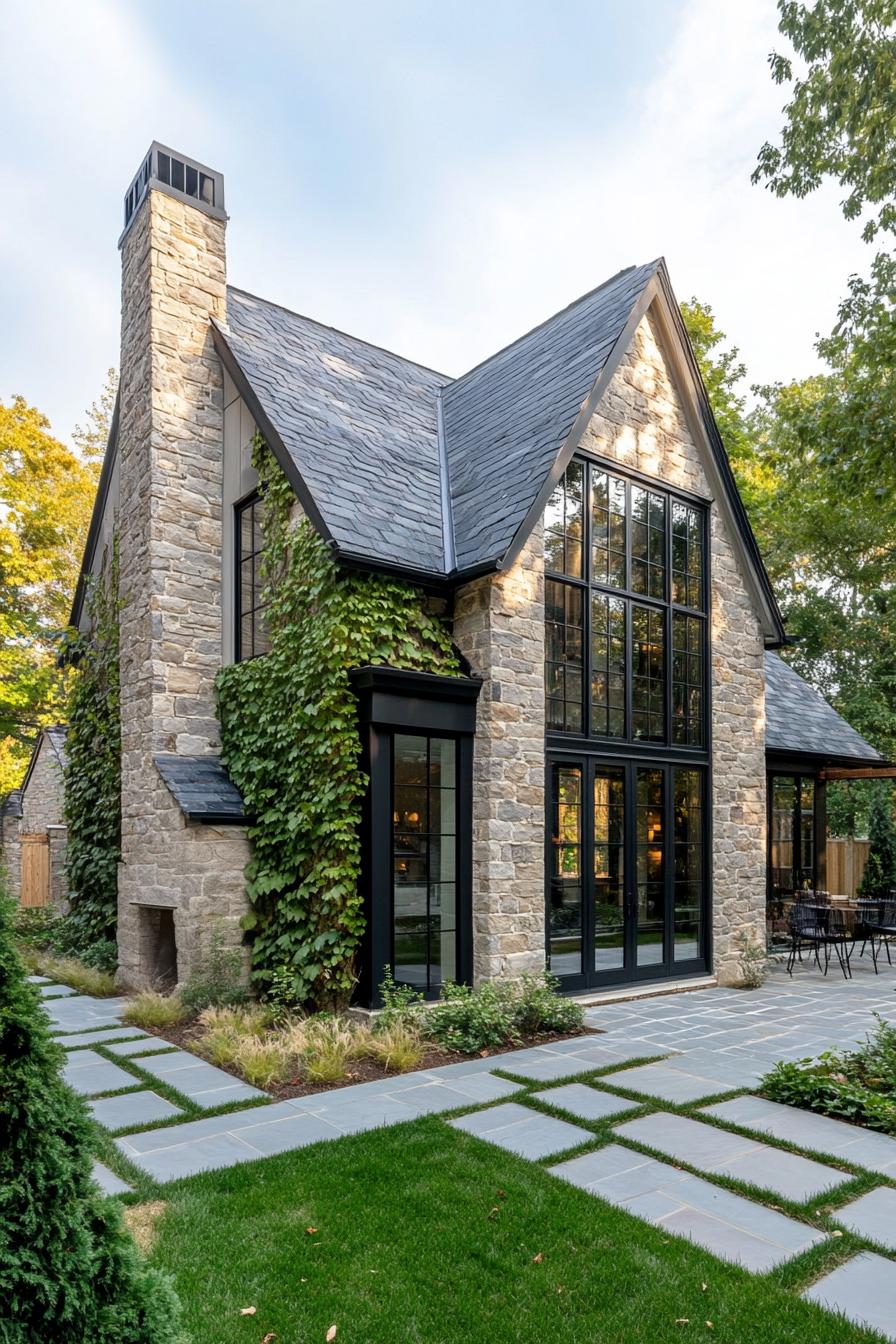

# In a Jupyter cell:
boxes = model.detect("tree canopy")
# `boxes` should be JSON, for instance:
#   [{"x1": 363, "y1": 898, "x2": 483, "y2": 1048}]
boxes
[{"x1": 0, "y1": 373, "x2": 115, "y2": 795}]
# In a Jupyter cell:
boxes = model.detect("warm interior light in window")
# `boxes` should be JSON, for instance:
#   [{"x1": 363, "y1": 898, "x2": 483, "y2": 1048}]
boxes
[{"x1": 406, "y1": 812, "x2": 419, "y2": 824}]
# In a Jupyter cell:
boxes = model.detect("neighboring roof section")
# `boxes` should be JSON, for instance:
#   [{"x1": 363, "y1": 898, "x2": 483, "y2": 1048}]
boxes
[
  {"x1": 154, "y1": 754, "x2": 246, "y2": 824},
  {"x1": 764, "y1": 653, "x2": 883, "y2": 765},
  {"x1": 20, "y1": 724, "x2": 68, "y2": 798},
  {"x1": 215, "y1": 288, "x2": 449, "y2": 574},
  {"x1": 2, "y1": 789, "x2": 23, "y2": 820},
  {"x1": 443, "y1": 261, "x2": 660, "y2": 571}
]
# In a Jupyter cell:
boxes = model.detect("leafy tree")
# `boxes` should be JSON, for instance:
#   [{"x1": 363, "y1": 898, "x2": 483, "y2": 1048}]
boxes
[
  {"x1": 0, "y1": 889, "x2": 182, "y2": 1342},
  {"x1": 753, "y1": 0, "x2": 896, "y2": 485},
  {"x1": 73, "y1": 369, "x2": 118, "y2": 466},
  {"x1": 858, "y1": 784, "x2": 896, "y2": 897},
  {"x1": 0, "y1": 384, "x2": 111, "y2": 795},
  {"x1": 682, "y1": 297, "x2": 896, "y2": 828}
]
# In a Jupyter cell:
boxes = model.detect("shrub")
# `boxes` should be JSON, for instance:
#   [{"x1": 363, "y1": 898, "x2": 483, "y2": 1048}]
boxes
[
  {"x1": 762, "y1": 1016, "x2": 896, "y2": 1135},
  {"x1": 13, "y1": 905, "x2": 61, "y2": 948},
  {"x1": 122, "y1": 992, "x2": 188, "y2": 1030},
  {"x1": 858, "y1": 784, "x2": 896, "y2": 898},
  {"x1": 513, "y1": 973, "x2": 584, "y2": 1036},
  {"x1": 264, "y1": 963, "x2": 304, "y2": 1023},
  {"x1": 427, "y1": 982, "x2": 519, "y2": 1054},
  {"x1": 49, "y1": 912, "x2": 118, "y2": 974},
  {"x1": 0, "y1": 891, "x2": 183, "y2": 1342},
  {"x1": 195, "y1": 1006, "x2": 273, "y2": 1070},
  {"x1": 179, "y1": 925, "x2": 247, "y2": 1014},
  {"x1": 377, "y1": 966, "x2": 425, "y2": 1028},
  {"x1": 425, "y1": 975, "x2": 583, "y2": 1054}
]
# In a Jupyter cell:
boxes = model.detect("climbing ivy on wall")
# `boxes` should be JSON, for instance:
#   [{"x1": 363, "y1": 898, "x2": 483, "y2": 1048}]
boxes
[
  {"x1": 216, "y1": 436, "x2": 460, "y2": 1009},
  {"x1": 61, "y1": 539, "x2": 121, "y2": 956}
]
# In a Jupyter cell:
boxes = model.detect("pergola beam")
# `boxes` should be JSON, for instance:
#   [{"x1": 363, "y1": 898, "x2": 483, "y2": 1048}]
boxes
[{"x1": 820, "y1": 765, "x2": 896, "y2": 781}]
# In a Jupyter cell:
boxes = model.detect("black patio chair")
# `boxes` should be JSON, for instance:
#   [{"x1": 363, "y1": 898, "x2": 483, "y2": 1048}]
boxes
[
  {"x1": 786, "y1": 900, "x2": 852, "y2": 980},
  {"x1": 865, "y1": 898, "x2": 896, "y2": 972},
  {"x1": 855, "y1": 898, "x2": 882, "y2": 961}
]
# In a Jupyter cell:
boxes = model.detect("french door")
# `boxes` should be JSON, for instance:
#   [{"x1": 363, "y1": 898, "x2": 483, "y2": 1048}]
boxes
[{"x1": 547, "y1": 756, "x2": 708, "y2": 990}]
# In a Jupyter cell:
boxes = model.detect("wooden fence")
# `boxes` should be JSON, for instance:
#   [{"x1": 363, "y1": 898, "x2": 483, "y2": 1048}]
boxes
[{"x1": 827, "y1": 838, "x2": 870, "y2": 898}]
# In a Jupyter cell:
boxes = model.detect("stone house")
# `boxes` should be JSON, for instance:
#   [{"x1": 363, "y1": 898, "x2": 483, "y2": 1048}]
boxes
[
  {"x1": 72, "y1": 142, "x2": 884, "y2": 1001},
  {"x1": 1, "y1": 726, "x2": 68, "y2": 910}
]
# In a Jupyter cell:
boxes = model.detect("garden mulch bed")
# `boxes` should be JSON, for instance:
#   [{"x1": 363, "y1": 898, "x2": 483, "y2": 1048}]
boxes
[{"x1": 140, "y1": 1021, "x2": 599, "y2": 1101}]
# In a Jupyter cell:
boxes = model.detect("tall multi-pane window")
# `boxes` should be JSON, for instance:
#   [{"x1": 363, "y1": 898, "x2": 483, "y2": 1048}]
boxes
[
  {"x1": 544, "y1": 460, "x2": 707, "y2": 745},
  {"x1": 235, "y1": 494, "x2": 270, "y2": 662},
  {"x1": 392, "y1": 735, "x2": 457, "y2": 992}
]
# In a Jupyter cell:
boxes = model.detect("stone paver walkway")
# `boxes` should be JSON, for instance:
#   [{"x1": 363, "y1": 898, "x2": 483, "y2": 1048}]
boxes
[
  {"x1": 449, "y1": 1102, "x2": 591, "y2": 1158},
  {"x1": 834, "y1": 1187, "x2": 896, "y2": 1250},
  {"x1": 803, "y1": 1251, "x2": 896, "y2": 1342},
  {"x1": 91, "y1": 1160, "x2": 132, "y2": 1197},
  {"x1": 118, "y1": 1065, "x2": 523, "y2": 1180},
  {"x1": 40, "y1": 967, "x2": 896, "y2": 1332},
  {"x1": 702, "y1": 1094, "x2": 896, "y2": 1174},
  {"x1": 614, "y1": 1111, "x2": 849, "y2": 1201},
  {"x1": 549, "y1": 1143, "x2": 826, "y2": 1272},
  {"x1": 89, "y1": 1089, "x2": 183, "y2": 1130},
  {"x1": 135, "y1": 1050, "x2": 264, "y2": 1108},
  {"x1": 531, "y1": 1082, "x2": 637, "y2": 1122}
]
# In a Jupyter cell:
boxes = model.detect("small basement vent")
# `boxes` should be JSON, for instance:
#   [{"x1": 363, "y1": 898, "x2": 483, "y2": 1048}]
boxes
[{"x1": 121, "y1": 142, "x2": 225, "y2": 239}]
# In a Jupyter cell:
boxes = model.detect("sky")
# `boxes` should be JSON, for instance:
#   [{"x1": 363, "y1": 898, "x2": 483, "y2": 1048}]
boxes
[{"x1": 0, "y1": 0, "x2": 869, "y2": 444}]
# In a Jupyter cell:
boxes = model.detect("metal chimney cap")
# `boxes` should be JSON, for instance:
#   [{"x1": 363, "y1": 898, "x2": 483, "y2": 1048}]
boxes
[{"x1": 118, "y1": 141, "x2": 226, "y2": 247}]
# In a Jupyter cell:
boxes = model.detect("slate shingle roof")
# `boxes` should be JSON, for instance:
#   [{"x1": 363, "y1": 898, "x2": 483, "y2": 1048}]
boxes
[
  {"x1": 764, "y1": 653, "x2": 883, "y2": 765},
  {"x1": 216, "y1": 263, "x2": 660, "y2": 579},
  {"x1": 154, "y1": 754, "x2": 245, "y2": 823},
  {"x1": 218, "y1": 288, "x2": 448, "y2": 573},
  {"x1": 444, "y1": 262, "x2": 660, "y2": 570},
  {"x1": 2, "y1": 789, "x2": 22, "y2": 819}
]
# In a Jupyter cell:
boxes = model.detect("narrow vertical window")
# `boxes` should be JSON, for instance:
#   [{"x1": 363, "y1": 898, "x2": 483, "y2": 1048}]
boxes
[
  {"x1": 545, "y1": 579, "x2": 584, "y2": 732},
  {"x1": 673, "y1": 768, "x2": 703, "y2": 961},
  {"x1": 235, "y1": 495, "x2": 270, "y2": 662},
  {"x1": 636, "y1": 769, "x2": 665, "y2": 966},
  {"x1": 631, "y1": 486, "x2": 666, "y2": 599},
  {"x1": 544, "y1": 461, "x2": 584, "y2": 577},
  {"x1": 393, "y1": 735, "x2": 457, "y2": 991},
  {"x1": 631, "y1": 604, "x2": 665, "y2": 741},
  {"x1": 593, "y1": 768, "x2": 625, "y2": 971},
  {"x1": 591, "y1": 593, "x2": 626, "y2": 737},
  {"x1": 549, "y1": 764, "x2": 583, "y2": 976},
  {"x1": 672, "y1": 613, "x2": 704, "y2": 745},
  {"x1": 591, "y1": 469, "x2": 626, "y2": 587},
  {"x1": 671, "y1": 502, "x2": 704, "y2": 609}
]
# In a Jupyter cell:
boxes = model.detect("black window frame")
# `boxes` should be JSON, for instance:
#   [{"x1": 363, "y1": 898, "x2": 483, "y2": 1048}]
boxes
[
  {"x1": 546, "y1": 753, "x2": 711, "y2": 989},
  {"x1": 545, "y1": 456, "x2": 711, "y2": 755},
  {"x1": 234, "y1": 491, "x2": 270, "y2": 663}
]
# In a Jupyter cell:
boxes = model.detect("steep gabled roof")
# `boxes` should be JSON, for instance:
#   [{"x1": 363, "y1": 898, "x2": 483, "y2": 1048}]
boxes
[
  {"x1": 443, "y1": 261, "x2": 660, "y2": 570},
  {"x1": 214, "y1": 288, "x2": 449, "y2": 574},
  {"x1": 764, "y1": 653, "x2": 883, "y2": 766},
  {"x1": 215, "y1": 262, "x2": 785, "y2": 641}
]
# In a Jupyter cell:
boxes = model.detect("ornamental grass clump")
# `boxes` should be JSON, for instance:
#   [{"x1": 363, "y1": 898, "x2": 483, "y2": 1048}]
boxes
[
  {"x1": 0, "y1": 892, "x2": 183, "y2": 1343},
  {"x1": 122, "y1": 991, "x2": 188, "y2": 1030}
]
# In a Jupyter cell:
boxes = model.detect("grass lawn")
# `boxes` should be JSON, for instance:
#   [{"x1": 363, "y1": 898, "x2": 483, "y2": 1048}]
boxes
[{"x1": 148, "y1": 1116, "x2": 883, "y2": 1344}]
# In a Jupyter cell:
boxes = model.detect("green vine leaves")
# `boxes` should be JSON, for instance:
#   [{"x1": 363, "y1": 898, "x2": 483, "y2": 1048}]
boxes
[
  {"x1": 216, "y1": 435, "x2": 460, "y2": 1009},
  {"x1": 61, "y1": 537, "x2": 121, "y2": 946}
]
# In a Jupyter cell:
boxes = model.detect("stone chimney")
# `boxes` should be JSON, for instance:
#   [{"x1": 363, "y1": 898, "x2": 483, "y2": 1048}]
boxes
[{"x1": 115, "y1": 144, "x2": 250, "y2": 988}]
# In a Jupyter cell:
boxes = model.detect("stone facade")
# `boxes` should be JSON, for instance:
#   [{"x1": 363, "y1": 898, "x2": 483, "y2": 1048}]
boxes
[
  {"x1": 453, "y1": 525, "x2": 547, "y2": 983},
  {"x1": 12, "y1": 731, "x2": 69, "y2": 910},
  {"x1": 580, "y1": 307, "x2": 767, "y2": 984},
  {"x1": 0, "y1": 795, "x2": 22, "y2": 901},
  {"x1": 116, "y1": 186, "x2": 251, "y2": 989}
]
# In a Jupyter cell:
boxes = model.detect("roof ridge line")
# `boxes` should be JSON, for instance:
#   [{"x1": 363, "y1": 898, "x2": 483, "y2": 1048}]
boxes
[
  {"x1": 436, "y1": 387, "x2": 456, "y2": 573},
  {"x1": 225, "y1": 286, "x2": 454, "y2": 382},
  {"x1": 446, "y1": 260, "x2": 661, "y2": 392}
]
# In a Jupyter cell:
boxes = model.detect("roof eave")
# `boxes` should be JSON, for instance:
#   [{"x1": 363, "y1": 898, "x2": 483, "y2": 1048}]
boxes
[{"x1": 69, "y1": 390, "x2": 121, "y2": 630}]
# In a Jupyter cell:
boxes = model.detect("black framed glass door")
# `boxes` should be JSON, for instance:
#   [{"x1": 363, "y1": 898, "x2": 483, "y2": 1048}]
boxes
[{"x1": 548, "y1": 756, "x2": 708, "y2": 989}]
